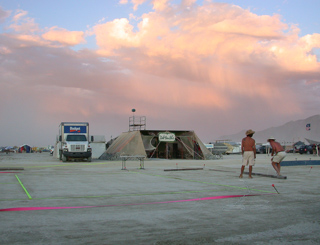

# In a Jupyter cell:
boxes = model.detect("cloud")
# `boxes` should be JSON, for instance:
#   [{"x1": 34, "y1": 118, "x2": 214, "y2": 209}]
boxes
[
  {"x1": 42, "y1": 27, "x2": 86, "y2": 46},
  {"x1": 93, "y1": 2, "x2": 319, "y2": 83},
  {"x1": 120, "y1": 0, "x2": 196, "y2": 11},
  {"x1": 0, "y1": 6, "x2": 11, "y2": 23},
  {"x1": 91, "y1": 2, "x2": 319, "y2": 135},
  {"x1": 0, "y1": 1, "x2": 319, "y2": 146},
  {"x1": 8, "y1": 9, "x2": 39, "y2": 33},
  {"x1": 119, "y1": 0, "x2": 128, "y2": 4},
  {"x1": 94, "y1": 3, "x2": 289, "y2": 58},
  {"x1": 120, "y1": 0, "x2": 169, "y2": 11},
  {"x1": 2, "y1": 10, "x2": 85, "y2": 48},
  {"x1": 133, "y1": 0, "x2": 149, "y2": 10},
  {"x1": 152, "y1": 0, "x2": 170, "y2": 11},
  {"x1": 94, "y1": 18, "x2": 142, "y2": 56},
  {"x1": 120, "y1": 0, "x2": 147, "y2": 11}
]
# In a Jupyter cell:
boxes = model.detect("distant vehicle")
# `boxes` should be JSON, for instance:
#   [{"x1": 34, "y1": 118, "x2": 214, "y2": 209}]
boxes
[
  {"x1": 286, "y1": 148, "x2": 295, "y2": 153},
  {"x1": 299, "y1": 145, "x2": 313, "y2": 154},
  {"x1": 295, "y1": 145, "x2": 306, "y2": 153},
  {"x1": 212, "y1": 143, "x2": 228, "y2": 155},
  {"x1": 287, "y1": 145, "x2": 304, "y2": 153},
  {"x1": 4, "y1": 146, "x2": 15, "y2": 154},
  {"x1": 256, "y1": 145, "x2": 269, "y2": 154}
]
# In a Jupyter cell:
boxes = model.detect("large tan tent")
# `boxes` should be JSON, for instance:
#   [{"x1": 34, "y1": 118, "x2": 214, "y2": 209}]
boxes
[{"x1": 99, "y1": 130, "x2": 213, "y2": 160}]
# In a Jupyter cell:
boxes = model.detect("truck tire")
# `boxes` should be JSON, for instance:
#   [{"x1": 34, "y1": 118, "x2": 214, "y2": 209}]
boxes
[
  {"x1": 62, "y1": 155, "x2": 67, "y2": 162},
  {"x1": 87, "y1": 157, "x2": 92, "y2": 162}
]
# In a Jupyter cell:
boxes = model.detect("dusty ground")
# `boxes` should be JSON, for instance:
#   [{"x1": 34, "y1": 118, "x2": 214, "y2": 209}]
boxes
[{"x1": 0, "y1": 152, "x2": 319, "y2": 245}]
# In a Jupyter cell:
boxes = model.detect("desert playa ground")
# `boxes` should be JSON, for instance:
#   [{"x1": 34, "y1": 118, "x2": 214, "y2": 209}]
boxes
[{"x1": 1, "y1": 153, "x2": 319, "y2": 244}]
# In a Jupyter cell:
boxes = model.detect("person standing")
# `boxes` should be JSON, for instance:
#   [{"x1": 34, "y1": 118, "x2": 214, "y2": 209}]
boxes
[
  {"x1": 312, "y1": 144, "x2": 316, "y2": 156},
  {"x1": 239, "y1": 129, "x2": 256, "y2": 179},
  {"x1": 268, "y1": 137, "x2": 286, "y2": 176}
]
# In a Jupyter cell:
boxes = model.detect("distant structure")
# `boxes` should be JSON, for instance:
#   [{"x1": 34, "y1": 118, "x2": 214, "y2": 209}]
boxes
[
  {"x1": 99, "y1": 109, "x2": 213, "y2": 160},
  {"x1": 129, "y1": 109, "x2": 146, "y2": 131},
  {"x1": 100, "y1": 130, "x2": 213, "y2": 160}
]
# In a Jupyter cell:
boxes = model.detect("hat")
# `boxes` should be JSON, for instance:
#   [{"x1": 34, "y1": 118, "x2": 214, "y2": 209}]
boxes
[
  {"x1": 267, "y1": 137, "x2": 276, "y2": 141},
  {"x1": 245, "y1": 129, "x2": 255, "y2": 136}
]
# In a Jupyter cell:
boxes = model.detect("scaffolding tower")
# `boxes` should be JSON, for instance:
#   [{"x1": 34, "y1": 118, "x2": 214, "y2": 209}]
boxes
[{"x1": 129, "y1": 115, "x2": 146, "y2": 131}]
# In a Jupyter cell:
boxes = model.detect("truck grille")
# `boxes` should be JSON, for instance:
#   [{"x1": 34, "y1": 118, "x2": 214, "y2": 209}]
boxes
[{"x1": 71, "y1": 145, "x2": 85, "y2": 152}]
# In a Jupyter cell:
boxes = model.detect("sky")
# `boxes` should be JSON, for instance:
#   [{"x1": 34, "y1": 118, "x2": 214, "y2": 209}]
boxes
[{"x1": 0, "y1": 0, "x2": 319, "y2": 147}]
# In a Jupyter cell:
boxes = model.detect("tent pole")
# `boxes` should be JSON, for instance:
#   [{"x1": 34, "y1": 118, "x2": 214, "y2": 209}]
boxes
[
  {"x1": 176, "y1": 137, "x2": 204, "y2": 160},
  {"x1": 149, "y1": 141, "x2": 161, "y2": 159}
]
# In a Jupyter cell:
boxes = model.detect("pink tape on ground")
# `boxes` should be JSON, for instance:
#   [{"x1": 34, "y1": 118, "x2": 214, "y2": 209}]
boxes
[
  {"x1": 0, "y1": 194, "x2": 273, "y2": 212},
  {"x1": 0, "y1": 172, "x2": 21, "y2": 173}
]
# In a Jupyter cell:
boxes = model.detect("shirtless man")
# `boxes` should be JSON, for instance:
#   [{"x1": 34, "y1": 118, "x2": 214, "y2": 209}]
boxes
[
  {"x1": 268, "y1": 137, "x2": 286, "y2": 176},
  {"x1": 239, "y1": 129, "x2": 256, "y2": 178}
]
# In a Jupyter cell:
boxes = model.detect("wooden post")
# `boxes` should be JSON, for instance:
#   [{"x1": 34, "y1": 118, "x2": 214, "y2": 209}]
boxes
[{"x1": 166, "y1": 142, "x2": 168, "y2": 159}]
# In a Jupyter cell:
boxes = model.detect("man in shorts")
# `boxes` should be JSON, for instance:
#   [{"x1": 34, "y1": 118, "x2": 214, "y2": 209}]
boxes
[
  {"x1": 239, "y1": 129, "x2": 256, "y2": 179},
  {"x1": 268, "y1": 137, "x2": 286, "y2": 176}
]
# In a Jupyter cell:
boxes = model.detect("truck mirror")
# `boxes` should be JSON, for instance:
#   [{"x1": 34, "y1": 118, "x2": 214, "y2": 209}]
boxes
[
  {"x1": 59, "y1": 135, "x2": 62, "y2": 141},
  {"x1": 91, "y1": 136, "x2": 94, "y2": 142}
]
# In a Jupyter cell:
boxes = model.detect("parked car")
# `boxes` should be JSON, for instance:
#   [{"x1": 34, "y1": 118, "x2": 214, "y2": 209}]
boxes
[
  {"x1": 50, "y1": 147, "x2": 54, "y2": 155},
  {"x1": 299, "y1": 145, "x2": 313, "y2": 154},
  {"x1": 295, "y1": 146, "x2": 302, "y2": 153},
  {"x1": 286, "y1": 148, "x2": 294, "y2": 153},
  {"x1": 286, "y1": 146, "x2": 301, "y2": 153}
]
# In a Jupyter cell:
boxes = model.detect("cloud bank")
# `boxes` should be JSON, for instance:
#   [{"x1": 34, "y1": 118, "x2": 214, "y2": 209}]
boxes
[{"x1": 0, "y1": 1, "x2": 319, "y2": 146}]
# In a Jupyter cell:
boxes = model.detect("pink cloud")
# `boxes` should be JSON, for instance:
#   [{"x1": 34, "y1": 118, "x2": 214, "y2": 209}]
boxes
[
  {"x1": 94, "y1": 18, "x2": 141, "y2": 56},
  {"x1": 94, "y1": 3, "x2": 290, "y2": 62},
  {"x1": 120, "y1": 0, "x2": 171, "y2": 11},
  {"x1": 8, "y1": 9, "x2": 39, "y2": 33},
  {"x1": 4, "y1": 33, "x2": 50, "y2": 47},
  {"x1": 152, "y1": 0, "x2": 170, "y2": 11},
  {"x1": 93, "y1": 2, "x2": 319, "y2": 85},
  {"x1": 89, "y1": 2, "x2": 319, "y2": 135},
  {"x1": 42, "y1": 27, "x2": 86, "y2": 46},
  {"x1": 0, "y1": 2, "x2": 319, "y2": 146},
  {"x1": 0, "y1": 6, "x2": 11, "y2": 23},
  {"x1": 130, "y1": 0, "x2": 147, "y2": 11}
]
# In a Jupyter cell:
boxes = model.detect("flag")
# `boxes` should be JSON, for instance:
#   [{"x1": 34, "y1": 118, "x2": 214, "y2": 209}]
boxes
[{"x1": 306, "y1": 123, "x2": 311, "y2": 131}]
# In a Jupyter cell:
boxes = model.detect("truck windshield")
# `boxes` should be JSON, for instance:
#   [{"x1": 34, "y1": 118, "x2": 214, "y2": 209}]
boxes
[{"x1": 66, "y1": 135, "x2": 87, "y2": 141}]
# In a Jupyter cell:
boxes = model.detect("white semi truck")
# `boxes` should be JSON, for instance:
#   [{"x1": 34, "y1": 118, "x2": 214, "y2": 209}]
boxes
[{"x1": 57, "y1": 122, "x2": 92, "y2": 162}]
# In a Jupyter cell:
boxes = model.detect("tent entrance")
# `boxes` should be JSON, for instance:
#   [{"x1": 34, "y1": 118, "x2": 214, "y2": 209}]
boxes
[
  {"x1": 147, "y1": 142, "x2": 184, "y2": 159},
  {"x1": 146, "y1": 136, "x2": 201, "y2": 159}
]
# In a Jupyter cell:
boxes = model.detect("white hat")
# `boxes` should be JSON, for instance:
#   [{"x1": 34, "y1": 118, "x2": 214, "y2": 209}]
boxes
[{"x1": 267, "y1": 137, "x2": 276, "y2": 141}]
